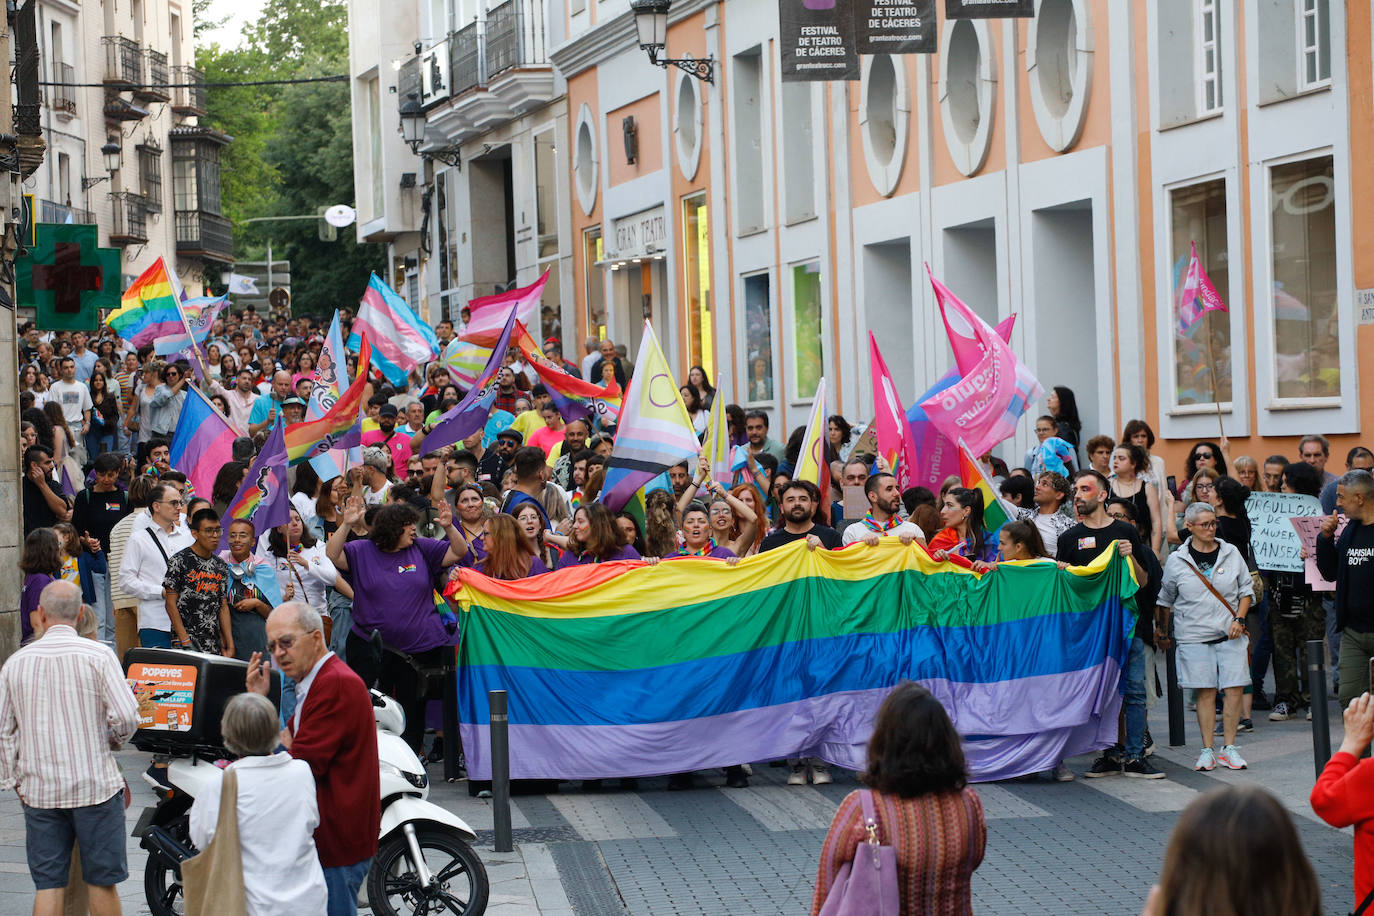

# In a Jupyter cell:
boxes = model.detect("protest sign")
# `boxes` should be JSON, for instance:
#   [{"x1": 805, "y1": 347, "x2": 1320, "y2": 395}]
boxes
[
  {"x1": 1246, "y1": 491, "x2": 1322, "y2": 573},
  {"x1": 1289, "y1": 515, "x2": 1345, "y2": 592}
]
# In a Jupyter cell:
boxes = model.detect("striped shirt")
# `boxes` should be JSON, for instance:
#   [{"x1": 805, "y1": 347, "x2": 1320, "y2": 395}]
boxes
[
  {"x1": 0, "y1": 625, "x2": 140, "y2": 808},
  {"x1": 812, "y1": 787, "x2": 986, "y2": 916}
]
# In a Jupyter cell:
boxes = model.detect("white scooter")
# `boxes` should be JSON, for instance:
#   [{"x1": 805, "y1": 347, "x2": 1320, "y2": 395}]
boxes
[{"x1": 135, "y1": 689, "x2": 489, "y2": 916}]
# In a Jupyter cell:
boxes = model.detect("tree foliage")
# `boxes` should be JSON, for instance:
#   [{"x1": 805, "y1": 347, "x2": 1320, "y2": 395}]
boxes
[{"x1": 199, "y1": 0, "x2": 381, "y2": 317}]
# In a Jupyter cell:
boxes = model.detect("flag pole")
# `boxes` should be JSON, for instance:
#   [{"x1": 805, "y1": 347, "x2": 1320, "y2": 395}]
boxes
[
  {"x1": 173, "y1": 287, "x2": 213, "y2": 382},
  {"x1": 1203, "y1": 320, "x2": 1226, "y2": 442}
]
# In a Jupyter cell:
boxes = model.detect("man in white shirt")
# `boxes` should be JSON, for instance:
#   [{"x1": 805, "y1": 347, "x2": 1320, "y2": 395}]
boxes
[
  {"x1": 118, "y1": 482, "x2": 194, "y2": 647},
  {"x1": 216, "y1": 368, "x2": 261, "y2": 435},
  {"x1": 47, "y1": 355, "x2": 92, "y2": 437},
  {"x1": 0, "y1": 579, "x2": 140, "y2": 914},
  {"x1": 358, "y1": 447, "x2": 392, "y2": 506},
  {"x1": 842, "y1": 473, "x2": 926, "y2": 546}
]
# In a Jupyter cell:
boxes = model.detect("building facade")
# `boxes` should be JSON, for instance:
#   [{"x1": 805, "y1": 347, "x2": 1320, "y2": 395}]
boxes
[
  {"x1": 355, "y1": 0, "x2": 1371, "y2": 465},
  {"x1": 349, "y1": 0, "x2": 572, "y2": 340},
  {"x1": 30, "y1": 0, "x2": 227, "y2": 296}
]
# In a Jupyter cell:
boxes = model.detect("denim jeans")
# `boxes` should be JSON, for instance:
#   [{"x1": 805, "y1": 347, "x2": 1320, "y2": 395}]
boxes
[
  {"x1": 91, "y1": 571, "x2": 113, "y2": 648},
  {"x1": 323, "y1": 857, "x2": 371, "y2": 916},
  {"x1": 1120, "y1": 637, "x2": 1147, "y2": 759}
]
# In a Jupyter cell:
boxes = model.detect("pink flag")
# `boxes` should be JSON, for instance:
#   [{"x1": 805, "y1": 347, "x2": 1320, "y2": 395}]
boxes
[
  {"x1": 460, "y1": 272, "x2": 549, "y2": 348},
  {"x1": 918, "y1": 272, "x2": 1043, "y2": 457},
  {"x1": 869, "y1": 333, "x2": 920, "y2": 490},
  {"x1": 927, "y1": 263, "x2": 1005, "y2": 376},
  {"x1": 1176, "y1": 240, "x2": 1227, "y2": 334}
]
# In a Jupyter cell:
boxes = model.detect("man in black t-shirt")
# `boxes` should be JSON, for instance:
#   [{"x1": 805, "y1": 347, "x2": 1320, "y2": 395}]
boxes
[
  {"x1": 1316, "y1": 468, "x2": 1374, "y2": 709},
  {"x1": 759, "y1": 480, "x2": 842, "y2": 553},
  {"x1": 1057, "y1": 471, "x2": 1161, "y2": 780},
  {"x1": 71, "y1": 453, "x2": 131, "y2": 646},
  {"x1": 22, "y1": 446, "x2": 71, "y2": 535}
]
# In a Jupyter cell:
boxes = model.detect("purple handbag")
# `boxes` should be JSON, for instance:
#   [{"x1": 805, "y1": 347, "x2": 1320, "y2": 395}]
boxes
[{"x1": 818, "y1": 790, "x2": 900, "y2": 916}]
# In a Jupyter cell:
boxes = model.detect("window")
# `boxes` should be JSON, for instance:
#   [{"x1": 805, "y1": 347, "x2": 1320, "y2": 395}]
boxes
[
  {"x1": 1169, "y1": 179, "x2": 1230, "y2": 406},
  {"x1": 790, "y1": 262, "x2": 824, "y2": 397},
  {"x1": 171, "y1": 139, "x2": 222, "y2": 214},
  {"x1": 583, "y1": 227, "x2": 606, "y2": 340},
  {"x1": 540, "y1": 270, "x2": 562, "y2": 345},
  {"x1": 138, "y1": 143, "x2": 163, "y2": 212},
  {"x1": 574, "y1": 104, "x2": 597, "y2": 215},
  {"x1": 743, "y1": 273, "x2": 773, "y2": 402},
  {"x1": 534, "y1": 131, "x2": 559, "y2": 259},
  {"x1": 682, "y1": 193, "x2": 713, "y2": 377},
  {"x1": 367, "y1": 77, "x2": 383, "y2": 218},
  {"x1": 781, "y1": 82, "x2": 815, "y2": 221},
  {"x1": 50, "y1": 22, "x2": 62, "y2": 72},
  {"x1": 1298, "y1": 0, "x2": 1330, "y2": 88},
  {"x1": 732, "y1": 46, "x2": 765, "y2": 233},
  {"x1": 436, "y1": 171, "x2": 453, "y2": 290},
  {"x1": 1270, "y1": 156, "x2": 1338, "y2": 399},
  {"x1": 1196, "y1": 0, "x2": 1221, "y2": 114}
]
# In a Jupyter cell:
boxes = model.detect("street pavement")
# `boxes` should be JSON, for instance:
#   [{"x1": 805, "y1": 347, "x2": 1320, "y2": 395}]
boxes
[{"x1": 0, "y1": 696, "x2": 1356, "y2": 915}]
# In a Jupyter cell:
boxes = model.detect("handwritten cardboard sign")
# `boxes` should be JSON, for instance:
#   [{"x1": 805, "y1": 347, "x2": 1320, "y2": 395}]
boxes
[
  {"x1": 1289, "y1": 515, "x2": 1345, "y2": 592},
  {"x1": 1246, "y1": 491, "x2": 1323, "y2": 573}
]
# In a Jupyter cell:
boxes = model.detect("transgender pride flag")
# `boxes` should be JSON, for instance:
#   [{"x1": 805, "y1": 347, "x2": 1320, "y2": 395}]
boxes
[
  {"x1": 349, "y1": 274, "x2": 439, "y2": 387},
  {"x1": 1176, "y1": 240, "x2": 1227, "y2": 334}
]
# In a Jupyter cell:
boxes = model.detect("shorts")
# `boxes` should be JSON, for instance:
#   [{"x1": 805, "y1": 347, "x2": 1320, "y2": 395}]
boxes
[
  {"x1": 138, "y1": 628, "x2": 172, "y2": 648},
  {"x1": 1177, "y1": 636, "x2": 1251, "y2": 690},
  {"x1": 23, "y1": 792, "x2": 128, "y2": 889}
]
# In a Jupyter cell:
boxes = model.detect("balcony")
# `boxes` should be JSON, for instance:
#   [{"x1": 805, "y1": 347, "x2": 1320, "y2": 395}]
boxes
[
  {"x1": 109, "y1": 192, "x2": 149, "y2": 245},
  {"x1": 171, "y1": 66, "x2": 206, "y2": 115},
  {"x1": 427, "y1": 0, "x2": 554, "y2": 144},
  {"x1": 102, "y1": 36, "x2": 143, "y2": 86},
  {"x1": 137, "y1": 50, "x2": 170, "y2": 102},
  {"x1": 398, "y1": 56, "x2": 422, "y2": 105},
  {"x1": 176, "y1": 210, "x2": 233, "y2": 264},
  {"x1": 51, "y1": 63, "x2": 76, "y2": 116},
  {"x1": 103, "y1": 91, "x2": 149, "y2": 121},
  {"x1": 38, "y1": 199, "x2": 93, "y2": 225}
]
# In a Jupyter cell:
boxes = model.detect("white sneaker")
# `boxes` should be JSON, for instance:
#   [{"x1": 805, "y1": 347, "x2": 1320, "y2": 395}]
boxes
[
  {"x1": 810, "y1": 764, "x2": 833, "y2": 785},
  {"x1": 1194, "y1": 747, "x2": 1216, "y2": 771},
  {"x1": 1269, "y1": 701, "x2": 1291, "y2": 721},
  {"x1": 787, "y1": 765, "x2": 807, "y2": 786},
  {"x1": 1049, "y1": 762, "x2": 1075, "y2": 782},
  {"x1": 1216, "y1": 744, "x2": 1248, "y2": 770}
]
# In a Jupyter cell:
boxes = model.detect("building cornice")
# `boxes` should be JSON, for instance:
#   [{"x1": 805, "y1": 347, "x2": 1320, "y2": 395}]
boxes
[{"x1": 549, "y1": 0, "x2": 715, "y2": 79}]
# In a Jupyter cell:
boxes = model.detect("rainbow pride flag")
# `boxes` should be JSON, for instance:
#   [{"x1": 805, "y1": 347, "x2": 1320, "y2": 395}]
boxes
[
  {"x1": 957, "y1": 439, "x2": 1013, "y2": 532},
  {"x1": 107, "y1": 258, "x2": 186, "y2": 346},
  {"x1": 169, "y1": 387, "x2": 237, "y2": 501},
  {"x1": 218, "y1": 424, "x2": 289, "y2": 549},
  {"x1": 513, "y1": 322, "x2": 622, "y2": 425},
  {"x1": 284, "y1": 334, "x2": 372, "y2": 465},
  {"x1": 450, "y1": 539, "x2": 1138, "y2": 782}
]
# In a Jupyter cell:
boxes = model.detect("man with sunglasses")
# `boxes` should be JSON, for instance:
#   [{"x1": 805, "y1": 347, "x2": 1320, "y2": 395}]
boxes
[{"x1": 117, "y1": 482, "x2": 193, "y2": 649}]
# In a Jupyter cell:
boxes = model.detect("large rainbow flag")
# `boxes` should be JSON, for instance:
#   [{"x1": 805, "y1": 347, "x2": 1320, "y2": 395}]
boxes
[
  {"x1": 284, "y1": 334, "x2": 372, "y2": 465},
  {"x1": 107, "y1": 258, "x2": 186, "y2": 346},
  {"x1": 450, "y1": 539, "x2": 1137, "y2": 782}
]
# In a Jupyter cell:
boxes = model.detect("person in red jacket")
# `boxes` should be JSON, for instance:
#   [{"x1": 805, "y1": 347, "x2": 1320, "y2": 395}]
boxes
[
  {"x1": 1311, "y1": 690, "x2": 1374, "y2": 912},
  {"x1": 247, "y1": 602, "x2": 380, "y2": 916}
]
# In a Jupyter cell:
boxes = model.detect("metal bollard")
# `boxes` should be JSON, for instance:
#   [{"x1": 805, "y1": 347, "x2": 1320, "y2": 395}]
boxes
[
  {"x1": 489, "y1": 690, "x2": 512, "y2": 853},
  {"x1": 1165, "y1": 643, "x2": 1186, "y2": 747},
  {"x1": 1306, "y1": 639, "x2": 1332, "y2": 779}
]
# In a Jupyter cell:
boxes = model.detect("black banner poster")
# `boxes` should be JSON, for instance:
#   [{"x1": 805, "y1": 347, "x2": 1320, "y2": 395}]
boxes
[
  {"x1": 780, "y1": 0, "x2": 860, "y2": 82},
  {"x1": 854, "y1": 0, "x2": 936, "y2": 54},
  {"x1": 945, "y1": 0, "x2": 1032, "y2": 18}
]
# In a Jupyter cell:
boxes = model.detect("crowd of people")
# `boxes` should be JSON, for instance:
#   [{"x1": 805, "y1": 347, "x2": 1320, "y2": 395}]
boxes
[{"x1": 8, "y1": 306, "x2": 1374, "y2": 914}]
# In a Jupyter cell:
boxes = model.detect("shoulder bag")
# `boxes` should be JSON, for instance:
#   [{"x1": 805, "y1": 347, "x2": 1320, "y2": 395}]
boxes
[
  {"x1": 818, "y1": 790, "x2": 900, "y2": 916},
  {"x1": 182, "y1": 768, "x2": 248, "y2": 916}
]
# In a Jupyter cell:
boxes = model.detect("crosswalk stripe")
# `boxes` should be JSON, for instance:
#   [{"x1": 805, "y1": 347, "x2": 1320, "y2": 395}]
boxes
[{"x1": 548, "y1": 791, "x2": 679, "y2": 840}]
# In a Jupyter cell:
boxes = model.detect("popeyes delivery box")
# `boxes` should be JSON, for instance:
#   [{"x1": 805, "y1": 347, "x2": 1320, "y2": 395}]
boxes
[{"x1": 124, "y1": 648, "x2": 280, "y2": 755}]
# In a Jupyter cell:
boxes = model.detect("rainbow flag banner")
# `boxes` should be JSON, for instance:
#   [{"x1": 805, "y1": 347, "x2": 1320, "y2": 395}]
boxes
[
  {"x1": 107, "y1": 258, "x2": 186, "y2": 346},
  {"x1": 284, "y1": 334, "x2": 372, "y2": 465},
  {"x1": 450, "y1": 539, "x2": 1137, "y2": 782}
]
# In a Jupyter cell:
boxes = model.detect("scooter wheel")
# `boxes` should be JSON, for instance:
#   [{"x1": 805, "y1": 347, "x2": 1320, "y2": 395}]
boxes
[
  {"x1": 367, "y1": 827, "x2": 489, "y2": 915},
  {"x1": 143, "y1": 846, "x2": 186, "y2": 916}
]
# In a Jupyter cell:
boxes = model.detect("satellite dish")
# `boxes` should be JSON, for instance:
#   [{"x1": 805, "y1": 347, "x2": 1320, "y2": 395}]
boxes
[{"x1": 324, "y1": 204, "x2": 357, "y2": 228}]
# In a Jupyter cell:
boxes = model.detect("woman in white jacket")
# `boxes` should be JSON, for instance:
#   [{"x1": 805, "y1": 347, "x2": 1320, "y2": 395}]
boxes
[
  {"x1": 1154, "y1": 501, "x2": 1254, "y2": 774},
  {"x1": 188, "y1": 693, "x2": 326, "y2": 916},
  {"x1": 267, "y1": 506, "x2": 340, "y2": 622}
]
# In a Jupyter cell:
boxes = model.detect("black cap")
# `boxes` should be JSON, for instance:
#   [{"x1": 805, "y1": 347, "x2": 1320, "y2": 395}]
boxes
[
  {"x1": 378, "y1": 403, "x2": 399, "y2": 418},
  {"x1": 495, "y1": 428, "x2": 523, "y2": 444}
]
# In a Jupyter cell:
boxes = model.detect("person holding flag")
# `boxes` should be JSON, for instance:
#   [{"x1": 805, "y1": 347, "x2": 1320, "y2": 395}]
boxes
[{"x1": 841, "y1": 472, "x2": 926, "y2": 547}]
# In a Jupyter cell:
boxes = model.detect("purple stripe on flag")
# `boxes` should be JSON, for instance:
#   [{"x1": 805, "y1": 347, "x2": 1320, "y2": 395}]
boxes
[{"x1": 458, "y1": 661, "x2": 1122, "y2": 782}]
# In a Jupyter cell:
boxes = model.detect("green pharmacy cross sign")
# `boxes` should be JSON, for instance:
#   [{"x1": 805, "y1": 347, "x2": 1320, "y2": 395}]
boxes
[{"x1": 16, "y1": 223, "x2": 122, "y2": 331}]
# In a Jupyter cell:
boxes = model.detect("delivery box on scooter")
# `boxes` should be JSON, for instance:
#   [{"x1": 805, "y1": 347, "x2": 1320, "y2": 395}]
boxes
[{"x1": 124, "y1": 648, "x2": 281, "y2": 755}]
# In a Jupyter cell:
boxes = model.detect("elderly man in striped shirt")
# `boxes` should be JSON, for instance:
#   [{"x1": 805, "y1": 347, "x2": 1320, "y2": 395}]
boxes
[{"x1": 0, "y1": 579, "x2": 140, "y2": 915}]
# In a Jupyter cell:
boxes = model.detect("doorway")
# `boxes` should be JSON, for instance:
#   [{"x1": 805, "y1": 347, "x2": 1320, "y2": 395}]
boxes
[{"x1": 1030, "y1": 201, "x2": 1099, "y2": 441}]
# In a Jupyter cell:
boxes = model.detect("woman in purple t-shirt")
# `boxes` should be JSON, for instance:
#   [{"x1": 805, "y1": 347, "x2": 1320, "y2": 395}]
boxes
[
  {"x1": 18, "y1": 528, "x2": 61, "y2": 643},
  {"x1": 326, "y1": 497, "x2": 469, "y2": 751},
  {"x1": 666, "y1": 504, "x2": 737, "y2": 561},
  {"x1": 555, "y1": 504, "x2": 642, "y2": 569}
]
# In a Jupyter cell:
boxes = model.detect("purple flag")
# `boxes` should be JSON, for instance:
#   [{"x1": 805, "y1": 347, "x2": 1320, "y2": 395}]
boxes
[
  {"x1": 420, "y1": 305, "x2": 519, "y2": 456},
  {"x1": 218, "y1": 423, "x2": 290, "y2": 550}
]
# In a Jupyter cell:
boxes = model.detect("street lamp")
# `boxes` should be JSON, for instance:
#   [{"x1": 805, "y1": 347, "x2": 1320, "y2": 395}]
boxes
[
  {"x1": 631, "y1": 0, "x2": 713, "y2": 83},
  {"x1": 398, "y1": 92, "x2": 463, "y2": 169},
  {"x1": 82, "y1": 137, "x2": 122, "y2": 189}
]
